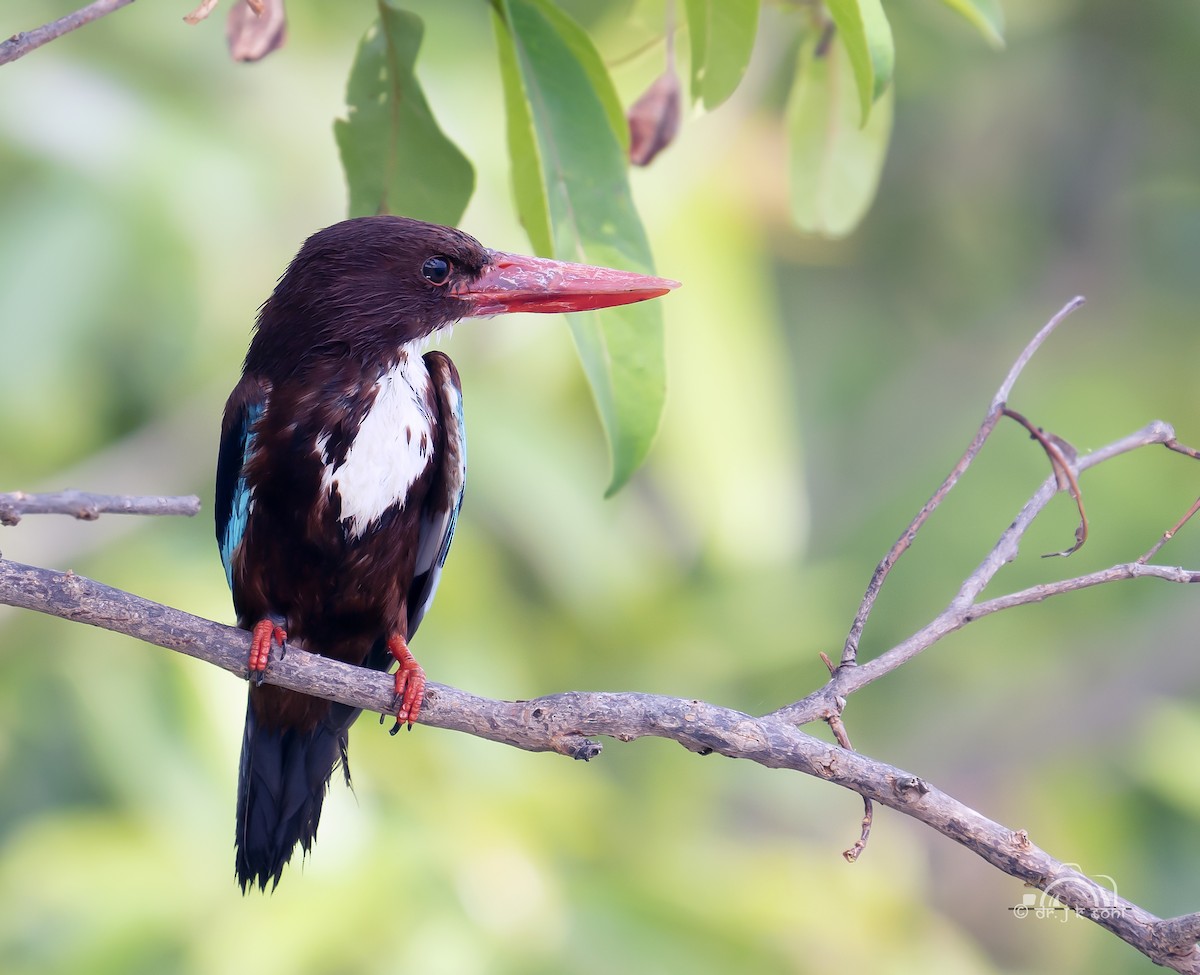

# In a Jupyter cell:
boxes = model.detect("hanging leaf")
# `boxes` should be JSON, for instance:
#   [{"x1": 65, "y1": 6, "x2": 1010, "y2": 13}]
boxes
[
  {"x1": 939, "y1": 0, "x2": 1005, "y2": 49},
  {"x1": 629, "y1": 11, "x2": 681, "y2": 166},
  {"x1": 787, "y1": 29, "x2": 893, "y2": 238},
  {"x1": 628, "y1": 67, "x2": 682, "y2": 166},
  {"x1": 494, "y1": 0, "x2": 667, "y2": 494},
  {"x1": 682, "y1": 0, "x2": 760, "y2": 109},
  {"x1": 824, "y1": 0, "x2": 894, "y2": 124},
  {"x1": 226, "y1": 0, "x2": 286, "y2": 62},
  {"x1": 334, "y1": 0, "x2": 474, "y2": 225}
]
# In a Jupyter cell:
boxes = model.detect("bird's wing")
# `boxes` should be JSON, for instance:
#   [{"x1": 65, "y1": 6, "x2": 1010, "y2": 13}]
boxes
[
  {"x1": 407, "y1": 351, "x2": 466, "y2": 638},
  {"x1": 215, "y1": 375, "x2": 269, "y2": 590}
]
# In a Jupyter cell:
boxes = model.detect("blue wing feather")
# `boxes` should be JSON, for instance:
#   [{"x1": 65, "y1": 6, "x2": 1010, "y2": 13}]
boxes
[
  {"x1": 215, "y1": 387, "x2": 265, "y2": 591},
  {"x1": 407, "y1": 352, "x2": 466, "y2": 638}
]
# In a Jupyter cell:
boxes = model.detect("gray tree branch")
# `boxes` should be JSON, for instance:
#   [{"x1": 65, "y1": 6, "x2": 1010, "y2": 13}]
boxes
[
  {"x1": 0, "y1": 490, "x2": 201, "y2": 526},
  {"x1": 0, "y1": 552, "x2": 1198, "y2": 969},
  {"x1": 0, "y1": 0, "x2": 136, "y2": 67}
]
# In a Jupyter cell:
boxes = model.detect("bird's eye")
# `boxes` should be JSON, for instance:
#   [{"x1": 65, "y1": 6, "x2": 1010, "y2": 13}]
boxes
[{"x1": 421, "y1": 256, "x2": 452, "y2": 286}]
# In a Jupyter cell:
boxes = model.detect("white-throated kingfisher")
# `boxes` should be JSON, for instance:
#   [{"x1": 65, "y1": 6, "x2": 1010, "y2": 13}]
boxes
[{"x1": 215, "y1": 215, "x2": 677, "y2": 891}]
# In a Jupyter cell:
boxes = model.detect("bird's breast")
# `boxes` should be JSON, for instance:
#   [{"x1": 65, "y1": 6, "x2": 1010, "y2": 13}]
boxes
[{"x1": 317, "y1": 353, "x2": 435, "y2": 540}]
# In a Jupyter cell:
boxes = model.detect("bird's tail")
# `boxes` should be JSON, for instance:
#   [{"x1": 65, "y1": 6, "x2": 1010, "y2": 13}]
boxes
[{"x1": 234, "y1": 696, "x2": 358, "y2": 892}]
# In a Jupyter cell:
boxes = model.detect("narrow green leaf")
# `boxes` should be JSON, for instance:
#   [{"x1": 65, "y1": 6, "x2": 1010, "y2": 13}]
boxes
[
  {"x1": 539, "y1": 1, "x2": 631, "y2": 152},
  {"x1": 334, "y1": 1, "x2": 474, "y2": 225},
  {"x1": 824, "y1": 0, "x2": 894, "y2": 124},
  {"x1": 787, "y1": 30, "x2": 893, "y2": 238},
  {"x1": 939, "y1": 0, "x2": 1005, "y2": 48},
  {"x1": 682, "y1": 0, "x2": 760, "y2": 109},
  {"x1": 493, "y1": 9, "x2": 553, "y2": 257},
  {"x1": 493, "y1": 0, "x2": 666, "y2": 495}
]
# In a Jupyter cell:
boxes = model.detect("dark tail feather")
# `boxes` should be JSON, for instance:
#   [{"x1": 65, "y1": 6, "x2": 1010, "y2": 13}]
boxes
[{"x1": 235, "y1": 699, "x2": 358, "y2": 892}]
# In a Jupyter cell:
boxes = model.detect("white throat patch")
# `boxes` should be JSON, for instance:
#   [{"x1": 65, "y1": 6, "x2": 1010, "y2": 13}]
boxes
[{"x1": 318, "y1": 351, "x2": 434, "y2": 539}]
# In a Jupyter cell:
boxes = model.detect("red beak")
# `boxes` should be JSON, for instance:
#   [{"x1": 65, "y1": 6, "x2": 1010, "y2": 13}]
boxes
[{"x1": 456, "y1": 250, "x2": 680, "y2": 317}]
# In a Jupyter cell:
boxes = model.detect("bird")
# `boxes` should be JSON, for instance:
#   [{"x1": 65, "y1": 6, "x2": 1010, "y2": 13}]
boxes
[{"x1": 215, "y1": 215, "x2": 678, "y2": 892}]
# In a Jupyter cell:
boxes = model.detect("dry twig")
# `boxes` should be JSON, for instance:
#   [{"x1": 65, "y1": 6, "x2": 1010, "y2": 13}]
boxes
[
  {"x1": 0, "y1": 0, "x2": 136, "y2": 67},
  {"x1": 778, "y1": 419, "x2": 1191, "y2": 725},
  {"x1": 0, "y1": 490, "x2": 200, "y2": 526},
  {"x1": 0, "y1": 558, "x2": 1197, "y2": 969},
  {"x1": 1140, "y1": 496, "x2": 1200, "y2": 563},
  {"x1": 839, "y1": 296, "x2": 1087, "y2": 666}
]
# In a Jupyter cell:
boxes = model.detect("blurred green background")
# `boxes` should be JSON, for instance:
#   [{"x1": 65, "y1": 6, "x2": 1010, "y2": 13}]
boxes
[{"x1": 1, "y1": 1, "x2": 1198, "y2": 972}]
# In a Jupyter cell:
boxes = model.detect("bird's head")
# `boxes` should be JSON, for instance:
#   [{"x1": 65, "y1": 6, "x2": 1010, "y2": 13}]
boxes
[{"x1": 247, "y1": 216, "x2": 678, "y2": 376}]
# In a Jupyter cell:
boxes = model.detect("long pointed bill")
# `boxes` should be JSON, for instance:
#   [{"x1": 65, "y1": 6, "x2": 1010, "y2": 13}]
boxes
[{"x1": 455, "y1": 250, "x2": 680, "y2": 317}]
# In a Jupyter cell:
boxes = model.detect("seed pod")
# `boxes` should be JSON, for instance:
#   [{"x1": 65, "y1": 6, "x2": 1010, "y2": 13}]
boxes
[
  {"x1": 628, "y1": 66, "x2": 681, "y2": 166},
  {"x1": 226, "y1": 0, "x2": 286, "y2": 62}
]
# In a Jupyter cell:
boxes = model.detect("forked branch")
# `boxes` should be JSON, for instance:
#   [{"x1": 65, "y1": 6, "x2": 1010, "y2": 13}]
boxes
[
  {"x1": 839, "y1": 296, "x2": 1086, "y2": 666},
  {"x1": 0, "y1": 556, "x2": 1197, "y2": 969}
]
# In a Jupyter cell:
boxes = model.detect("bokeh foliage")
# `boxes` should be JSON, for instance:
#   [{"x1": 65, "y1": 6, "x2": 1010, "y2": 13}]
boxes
[{"x1": 1, "y1": 1, "x2": 1199, "y2": 974}]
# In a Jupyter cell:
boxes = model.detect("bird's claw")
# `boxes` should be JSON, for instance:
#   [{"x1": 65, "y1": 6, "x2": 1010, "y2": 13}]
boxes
[
  {"x1": 249, "y1": 619, "x2": 287, "y2": 684},
  {"x1": 386, "y1": 635, "x2": 426, "y2": 735}
]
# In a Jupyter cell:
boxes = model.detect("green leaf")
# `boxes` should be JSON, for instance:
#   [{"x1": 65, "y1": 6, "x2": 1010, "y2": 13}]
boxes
[
  {"x1": 939, "y1": 0, "x2": 1006, "y2": 48},
  {"x1": 824, "y1": 0, "x2": 894, "y2": 124},
  {"x1": 787, "y1": 30, "x2": 893, "y2": 238},
  {"x1": 554, "y1": 4, "x2": 631, "y2": 153},
  {"x1": 682, "y1": 0, "x2": 760, "y2": 109},
  {"x1": 494, "y1": 10, "x2": 553, "y2": 258},
  {"x1": 493, "y1": 0, "x2": 667, "y2": 495},
  {"x1": 334, "y1": 1, "x2": 474, "y2": 225}
]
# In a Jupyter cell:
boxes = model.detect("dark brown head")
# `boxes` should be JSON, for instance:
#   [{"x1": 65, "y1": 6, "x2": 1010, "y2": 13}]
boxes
[
  {"x1": 245, "y1": 215, "x2": 679, "y2": 379},
  {"x1": 246, "y1": 216, "x2": 492, "y2": 376}
]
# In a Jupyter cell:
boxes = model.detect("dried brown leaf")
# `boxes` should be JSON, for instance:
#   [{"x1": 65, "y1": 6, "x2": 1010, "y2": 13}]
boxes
[
  {"x1": 226, "y1": 0, "x2": 286, "y2": 62},
  {"x1": 628, "y1": 68, "x2": 681, "y2": 166}
]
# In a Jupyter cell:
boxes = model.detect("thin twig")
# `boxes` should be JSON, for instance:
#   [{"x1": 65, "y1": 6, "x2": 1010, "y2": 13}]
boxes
[
  {"x1": 607, "y1": 33, "x2": 667, "y2": 69},
  {"x1": 825, "y1": 712, "x2": 873, "y2": 861},
  {"x1": 1002, "y1": 407, "x2": 1088, "y2": 556},
  {"x1": 0, "y1": 0, "x2": 136, "y2": 67},
  {"x1": 966, "y1": 561, "x2": 1200, "y2": 615},
  {"x1": 838, "y1": 412, "x2": 1001, "y2": 667},
  {"x1": 1140, "y1": 496, "x2": 1200, "y2": 564},
  {"x1": 1165, "y1": 438, "x2": 1200, "y2": 461},
  {"x1": 0, "y1": 490, "x2": 200, "y2": 527},
  {"x1": 783, "y1": 559, "x2": 1200, "y2": 726},
  {"x1": 777, "y1": 419, "x2": 1187, "y2": 726},
  {"x1": 844, "y1": 798, "x2": 873, "y2": 863},
  {"x1": 0, "y1": 556, "x2": 1196, "y2": 971},
  {"x1": 1139, "y1": 439, "x2": 1200, "y2": 563},
  {"x1": 992, "y1": 296, "x2": 1086, "y2": 410},
  {"x1": 949, "y1": 420, "x2": 1176, "y2": 608},
  {"x1": 839, "y1": 297, "x2": 1087, "y2": 667}
]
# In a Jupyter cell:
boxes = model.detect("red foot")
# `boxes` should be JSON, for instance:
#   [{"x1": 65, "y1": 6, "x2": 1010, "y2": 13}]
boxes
[
  {"x1": 387, "y1": 634, "x2": 426, "y2": 733},
  {"x1": 249, "y1": 619, "x2": 287, "y2": 682}
]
